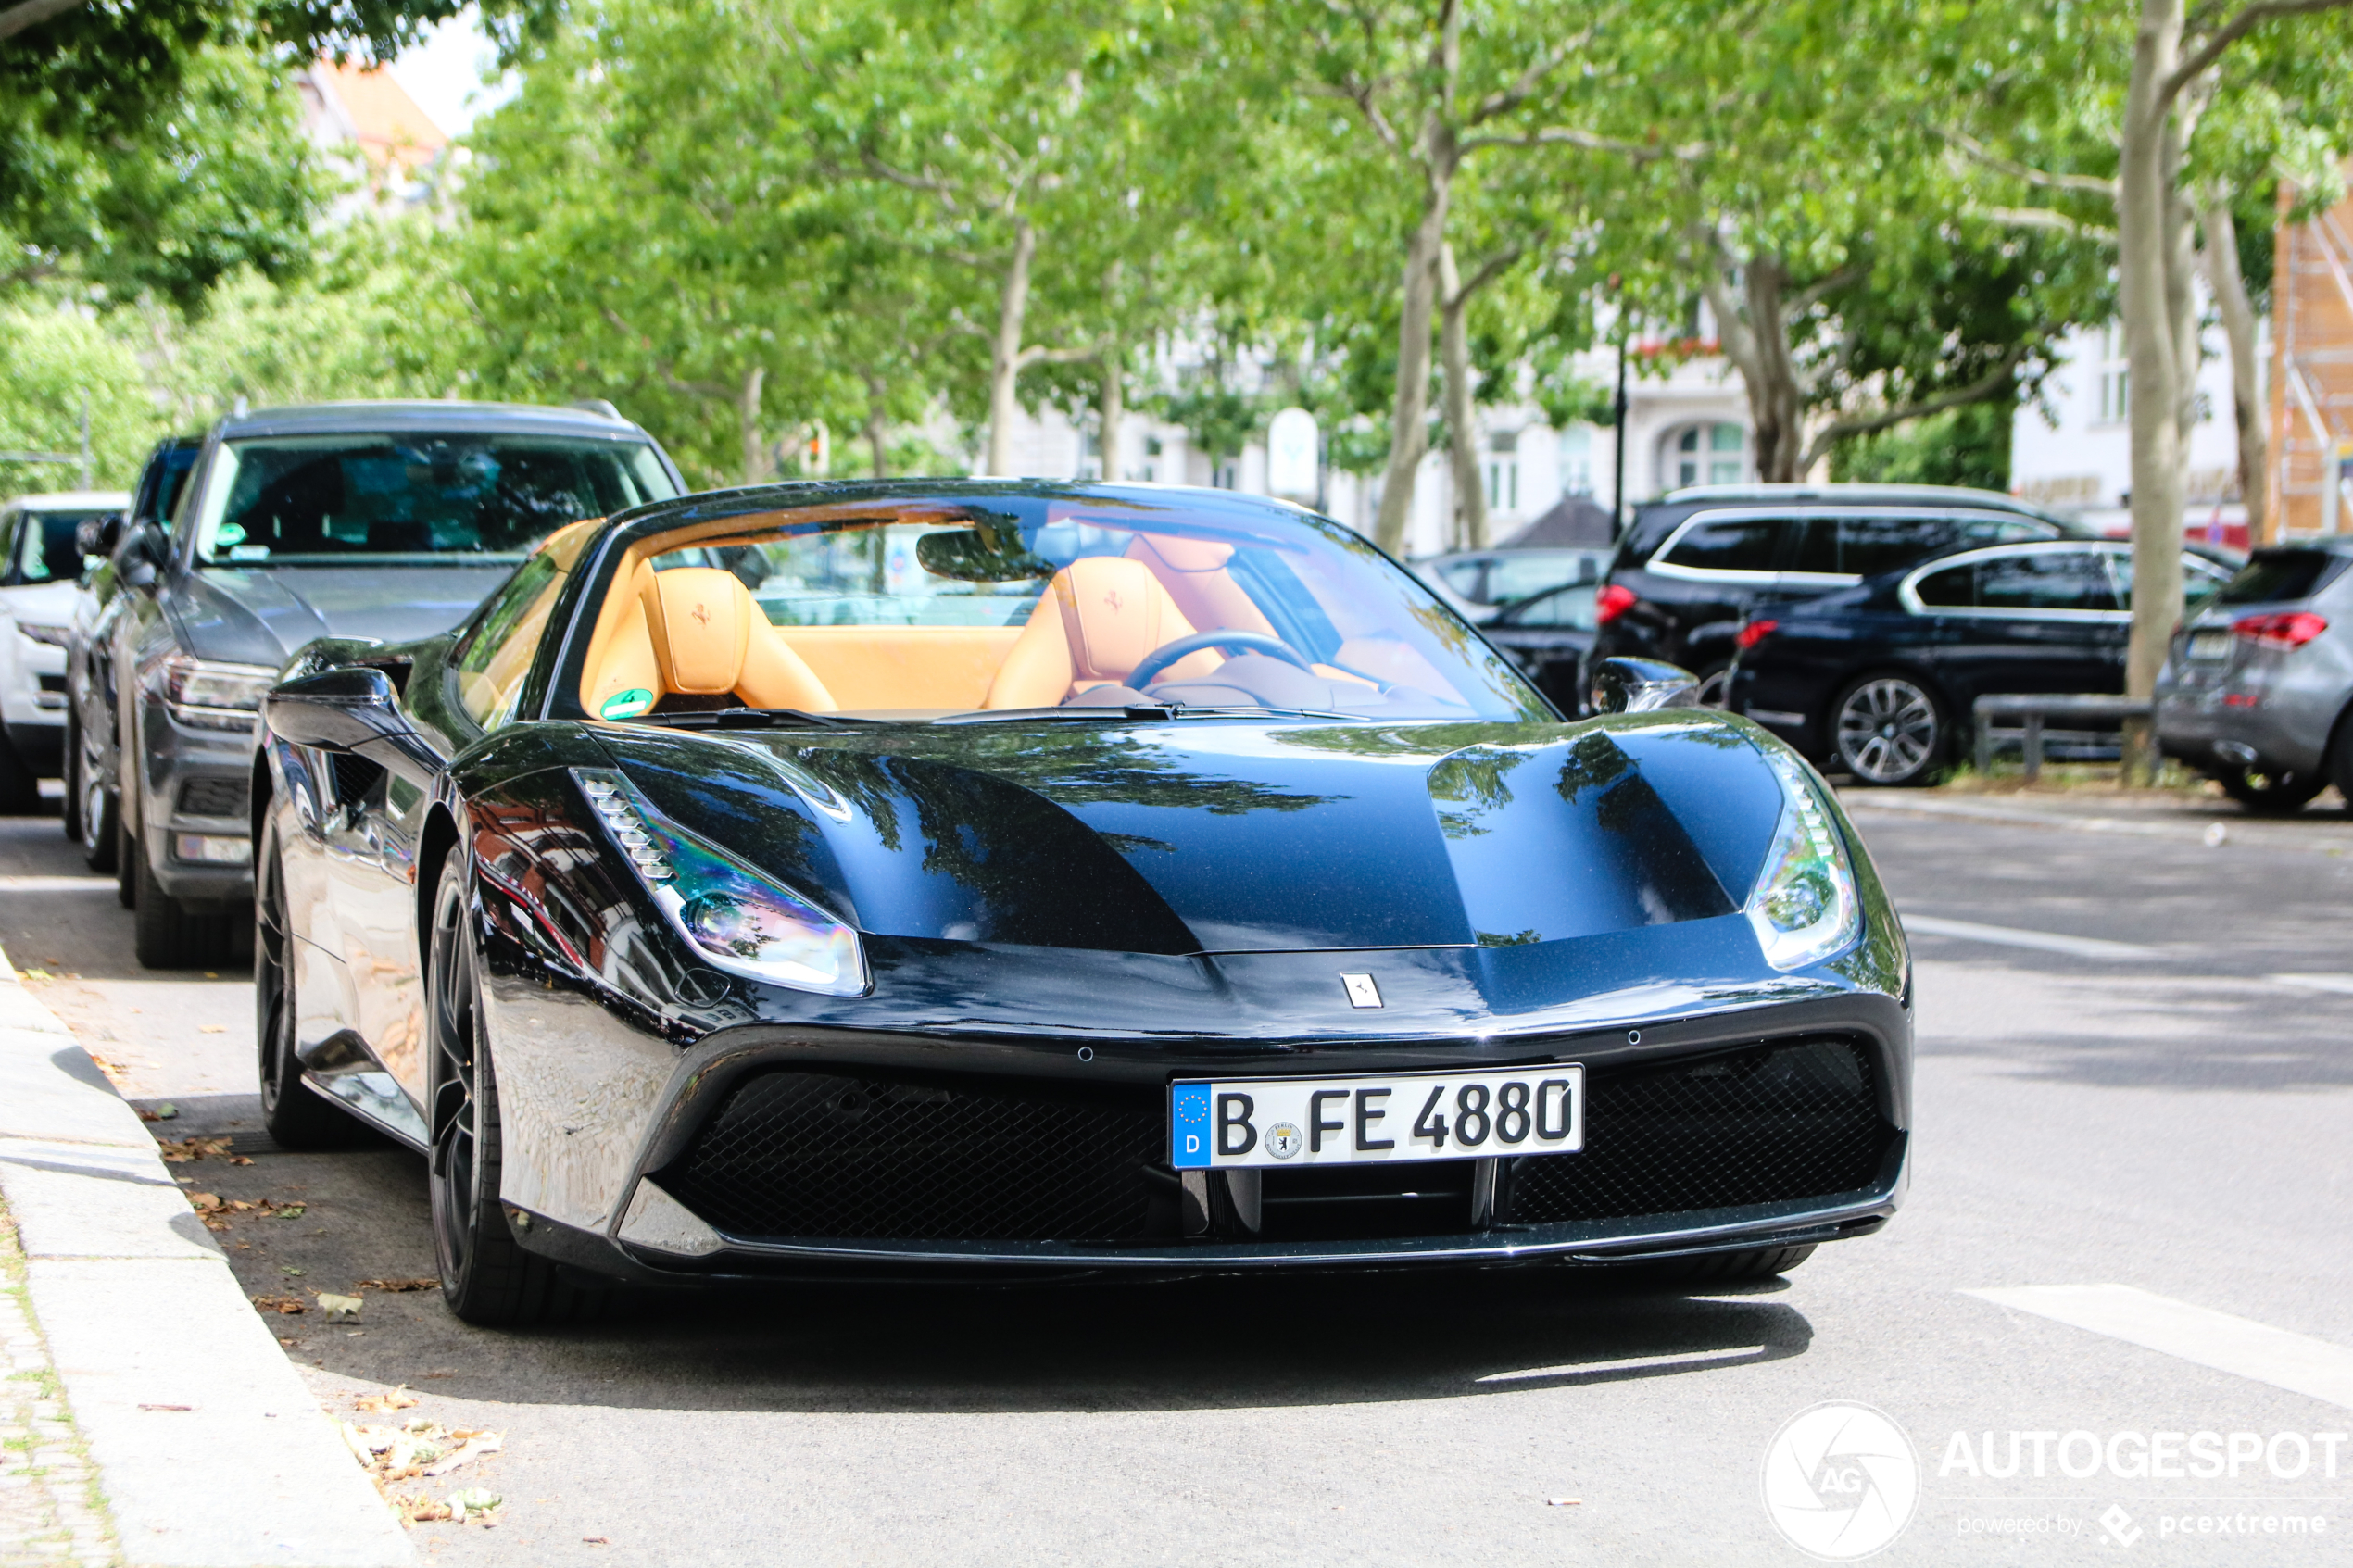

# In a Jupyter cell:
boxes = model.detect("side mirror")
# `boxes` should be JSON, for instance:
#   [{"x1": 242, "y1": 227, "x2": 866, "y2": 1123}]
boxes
[
  {"x1": 76, "y1": 514, "x2": 123, "y2": 560},
  {"x1": 1590, "y1": 657, "x2": 1703, "y2": 715},
  {"x1": 118, "y1": 522, "x2": 168, "y2": 588},
  {"x1": 262, "y1": 667, "x2": 408, "y2": 753}
]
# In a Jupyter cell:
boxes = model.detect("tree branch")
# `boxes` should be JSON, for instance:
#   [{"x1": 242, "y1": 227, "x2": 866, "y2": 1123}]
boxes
[
  {"x1": 0, "y1": 0, "x2": 82, "y2": 43},
  {"x1": 1785, "y1": 264, "x2": 1863, "y2": 314},
  {"x1": 1464, "y1": 30, "x2": 1589, "y2": 127},
  {"x1": 1941, "y1": 128, "x2": 2117, "y2": 198},
  {"x1": 861, "y1": 148, "x2": 961, "y2": 211},
  {"x1": 1799, "y1": 345, "x2": 2029, "y2": 468},
  {"x1": 1462, "y1": 126, "x2": 1706, "y2": 161},
  {"x1": 1972, "y1": 204, "x2": 2119, "y2": 242},
  {"x1": 2168, "y1": 0, "x2": 2353, "y2": 103}
]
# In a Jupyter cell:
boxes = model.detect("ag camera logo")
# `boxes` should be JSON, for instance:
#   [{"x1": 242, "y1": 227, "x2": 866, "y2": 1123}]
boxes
[{"x1": 1761, "y1": 1401, "x2": 1920, "y2": 1559}]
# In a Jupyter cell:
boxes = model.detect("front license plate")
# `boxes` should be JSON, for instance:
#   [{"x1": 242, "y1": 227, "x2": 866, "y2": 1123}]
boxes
[
  {"x1": 2189, "y1": 629, "x2": 2233, "y2": 661},
  {"x1": 1170, "y1": 1066, "x2": 1584, "y2": 1170}
]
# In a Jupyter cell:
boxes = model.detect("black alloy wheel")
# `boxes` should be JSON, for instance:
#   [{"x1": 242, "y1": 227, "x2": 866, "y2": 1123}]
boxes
[
  {"x1": 75, "y1": 712, "x2": 117, "y2": 872},
  {"x1": 1831, "y1": 675, "x2": 1944, "y2": 787},
  {"x1": 256, "y1": 826, "x2": 359, "y2": 1148},
  {"x1": 426, "y1": 846, "x2": 599, "y2": 1326},
  {"x1": 2214, "y1": 764, "x2": 2325, "y2": 814}
]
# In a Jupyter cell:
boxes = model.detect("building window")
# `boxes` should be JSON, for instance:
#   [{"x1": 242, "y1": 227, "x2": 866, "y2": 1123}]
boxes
[
  {"x1": 1671, "y1": 422, "x2": 1745, "y2": 487},
  {"x1": 2095, "y1": 325, "x2": 2130, "y2": 425},
  {"x1": 1558, "y1": 426, "x2": 1593, "y2": 495}
]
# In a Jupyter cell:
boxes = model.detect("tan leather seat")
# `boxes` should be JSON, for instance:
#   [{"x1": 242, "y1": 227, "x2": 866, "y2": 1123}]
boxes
[
  {"x1": 584, "y1": 566, "x2": 835, "y2": 717},
  {"x1": 982, "y1": 557, "x2": 1212, "y2": 709}
]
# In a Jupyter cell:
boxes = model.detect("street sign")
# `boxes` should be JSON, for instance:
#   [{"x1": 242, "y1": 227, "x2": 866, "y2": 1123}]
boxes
[{"x1": 1266, "y1": 407, "x2": 1317, "y2": 499}]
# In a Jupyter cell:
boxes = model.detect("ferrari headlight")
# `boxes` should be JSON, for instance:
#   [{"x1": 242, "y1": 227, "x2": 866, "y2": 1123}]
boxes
[
  {"x1": 1745, "y1": 747, "x2": 1860, "y2": 971},
  {"x1": 161, "y1": 654, "x2": 274, "y2": 731},
  {"x1": 573, "y1": 769, "x2": 867, "y2": 997}
]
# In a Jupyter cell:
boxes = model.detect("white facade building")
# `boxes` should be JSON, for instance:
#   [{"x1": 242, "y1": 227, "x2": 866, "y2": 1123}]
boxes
[
  {"x1": 979, "y1": 308, "x2": 1760, "y2": 558},
  {"x1": 2008, "y1": 316, "x2": 2251, "y2": 538}
]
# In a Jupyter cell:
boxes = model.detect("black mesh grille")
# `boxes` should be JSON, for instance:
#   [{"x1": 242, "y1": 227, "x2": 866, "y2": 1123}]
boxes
[
  {"x1": 328, "y1": 753, "x2": 384, "y2": 807},
  {"x1": 177, "y1": 776, "x2": 249, "y2": 818},
  {"x1": 1504, "y1": 1037, "x2": 1888, "y2": 1225},
  {"x1": 661, "y1": 1072, "x2": 1166, "y2": 1244}
]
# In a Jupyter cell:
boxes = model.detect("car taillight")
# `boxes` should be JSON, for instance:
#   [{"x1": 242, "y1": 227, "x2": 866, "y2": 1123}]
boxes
[
  {"x1": 1735, "y1": 619, "x2": 1779, "y2": 650},
  {"x1": 2232, "y1": 612, "x2": 2328, "y2": 649},
  {"x1": 1595, "y1": 583, "x2": 1637, "y2": 624}
]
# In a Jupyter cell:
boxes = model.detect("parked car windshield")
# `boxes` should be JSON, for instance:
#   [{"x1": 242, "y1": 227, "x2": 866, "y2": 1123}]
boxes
[
  {"x1": 562, "y1": 494, "x2": 1549, "y2": 723},
  {"x1": 12, "y1": 507, "x2": 119, "y2": 583},
  {"x1": 191, "y1": 433, "x2": 677, "y2": 565},
  {"x1": 2214, "y1": 547, "x2": 2350, "y2": 607}
]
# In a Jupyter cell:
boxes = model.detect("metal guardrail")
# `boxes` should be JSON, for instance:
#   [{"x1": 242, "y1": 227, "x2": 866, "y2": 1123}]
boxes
[{"x1": 1972, "y1": 693, "x2": 2151, "y2": 782}]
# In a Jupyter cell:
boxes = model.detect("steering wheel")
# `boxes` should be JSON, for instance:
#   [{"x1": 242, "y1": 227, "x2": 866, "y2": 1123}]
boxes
[{"x1": 1127, "y1": 631, "x2": 1316, "y2": 689}]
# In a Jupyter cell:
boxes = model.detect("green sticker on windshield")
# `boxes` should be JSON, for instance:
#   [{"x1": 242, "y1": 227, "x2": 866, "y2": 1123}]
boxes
[{"x1": 599, "y1": 688, "x2": 655, "y2": 720}]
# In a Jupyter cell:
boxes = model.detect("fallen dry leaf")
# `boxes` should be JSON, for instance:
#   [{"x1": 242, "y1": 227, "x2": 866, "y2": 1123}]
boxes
[
  {"x1": 138, "y1": 1103, "x2": 178, "y2": 1123},
  {"x1": 189, "y1": 1192, "x2": 222, "y2": 1212},
  {"x1": 354, "y1": 1386, "x2": 420, "y2": 1413},
  {"x1": 357, "y1": 1278, "x2": 439, "y2": 1293},
  {"x1": 318, "y1": 1293, "x2": 363, "y2": 1322},
  {"x1": 198, "y1": 1024, "x2": 226, "y2": 1034},
  {"x1": 252, "y1": 1295, "x2": 305, "y2": 1314},
  {"x1": 157, "y1": 1135, "x2": 235, "y2": 1163}
]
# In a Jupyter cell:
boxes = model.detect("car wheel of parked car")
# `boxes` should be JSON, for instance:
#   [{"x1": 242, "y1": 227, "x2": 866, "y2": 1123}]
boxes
[
  {"x1": 73, "y1": 718, "x2": 117, "y2": 873},
  {"x1": 132, "y1": 835, "x2": 228, "y2": 969},
  {"x1": 256, "y1": 827, "x2": 359, "y2": 1148},
  {"x1": 0, "y1": 734, "x2": 39, "y2": 814},
  {"x1": 2212, "y1": 764, "x2": 2325, "y2": 814},
  {"x1": 1831, "y1": 675, "x2": 1944, "y2": 787},
  {"x1": 426, "y1": 847, "x2": 600, "y2": 1326}
]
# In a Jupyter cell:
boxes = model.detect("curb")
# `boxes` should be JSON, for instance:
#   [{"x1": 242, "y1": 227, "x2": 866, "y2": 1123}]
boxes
[{"x1": 0, "y1": 944, "x2": 411, "y2": 1568}]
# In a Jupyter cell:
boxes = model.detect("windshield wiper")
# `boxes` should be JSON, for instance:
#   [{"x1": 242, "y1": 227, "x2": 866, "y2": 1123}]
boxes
[
  {"x1": 634, "y1": 707, "x2": 866, "y2": 730},
  {"x1": 1158, "y1": 705, "x2": 1371, "y2": 721},
  {"x1": 932, "y1": 705, "x2": 1175, "y2": 725}
]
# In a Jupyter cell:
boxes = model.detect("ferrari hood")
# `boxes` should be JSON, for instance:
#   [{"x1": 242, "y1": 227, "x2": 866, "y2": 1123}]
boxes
[
  {"x1": 170, "y1": 564, "x2": 516, "y2": 668},
  {"x1": 610, "y1": 714, "x2": 1791, "y2": 958}
]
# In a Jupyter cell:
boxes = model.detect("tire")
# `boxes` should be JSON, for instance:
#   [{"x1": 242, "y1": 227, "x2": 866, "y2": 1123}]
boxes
[
  {"x1": 76, "y1": 714, "x2": 117, "y2": 873},
  {"x1": 132, "y1": 834, "x2": 228, "y2": 969},
  {"x1": 2213, "y1": 764, "x2": 2325, "y2": 814},
  {"x1": 0, "y1": 732, "x2": 38, "y2": 814},
  {"x1": 426, "y1": 847, "x2": 600, "y2": 1326},
  {"x1": 62, "y1": 709, "x2": 82, "y2": 843},
  {"x1": 256, "y1": 827, "x2": 359, "y2": 1148},
  {"x1": 115, "y1": 815, "x2": 135, "y2": 909},
  {"x1": 1831, "y1": 674, "x2": 1944, "y2": 787}
]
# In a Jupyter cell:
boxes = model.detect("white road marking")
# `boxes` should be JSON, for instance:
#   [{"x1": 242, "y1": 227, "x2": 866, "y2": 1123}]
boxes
[
  {"x1": 0, "y1": 876, "x2": 117, "y2": 894},
  {"x1": 2270, "y1": 973, "x2": 2353, "y2": 995},
  {"x1": 1966, "y1": 1285, "x2": 2353, "y2": 1412},
  {"x1": 1475, "y1": 1346, "x2": 1764, "y2": 1383},
  {"x1": 1902, "y1": 914, "x2": 2161, "y2": 960}
]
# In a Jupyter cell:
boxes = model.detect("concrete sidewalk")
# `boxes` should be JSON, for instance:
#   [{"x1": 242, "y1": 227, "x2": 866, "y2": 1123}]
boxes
[{"x1": 0, "y1": 944, "x2": 410, "y2": 1568}]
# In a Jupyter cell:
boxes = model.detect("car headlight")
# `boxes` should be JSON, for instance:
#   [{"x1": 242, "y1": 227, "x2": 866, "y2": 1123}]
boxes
[
  {"x1": 15, "y1": 623, "x2": 70, "y2": 650},
  {"x1": 1745, "y1": 746, "x2": 1861, "y2": 971},
  {"x1": 161, "y1": 654, "x2": 275, "y2": 732},
  {"x1": 573, "y1": 769, "x2": 868, "y2": 997}
]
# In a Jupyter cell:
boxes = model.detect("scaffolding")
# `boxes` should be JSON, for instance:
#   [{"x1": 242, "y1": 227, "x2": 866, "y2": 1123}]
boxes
[{"x1": 2268, "y1": 172, "x2": 2353, "y2": 539}]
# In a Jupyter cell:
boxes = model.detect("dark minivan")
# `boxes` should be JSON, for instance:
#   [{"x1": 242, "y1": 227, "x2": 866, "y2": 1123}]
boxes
[{"x1": 1591, "y1": 483, "x2": 2077, "y2": 703}]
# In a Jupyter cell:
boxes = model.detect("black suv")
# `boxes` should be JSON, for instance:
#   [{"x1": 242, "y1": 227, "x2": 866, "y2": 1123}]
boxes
[{"x1": 1591, "y1": 484, "x2": 2078, "y2": 702}]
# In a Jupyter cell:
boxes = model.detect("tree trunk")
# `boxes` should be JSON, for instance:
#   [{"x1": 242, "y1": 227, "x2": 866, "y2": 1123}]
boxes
[
  {"x1": 1374, "y1": 164, "x2": 1453, "y2": 554},
  {"x1": 2117, "y1": 0, "x2": 2188, "y2": 784},
  {"x1": 738, "y1": 366, "x2": 771, "y2": 484},
  {"x1": 2199, "y1": 194, "x2": 2268, "y2": 544},
  {"x1": 1098, "y1": 344, "x2": 1125, "y2": 482},
  {"x1": 1698, "y1": 245, "x2": 1807, "y2": 483},
  {"x1": 858, "y1": 367, "x2": 889, "y2": 480},
  {"x1": 1437, "y1": 244, "x2": 1487, "y2": 550},
  {"x1": 984, "y1": 216, "x2": 1038, "y2": 478}
]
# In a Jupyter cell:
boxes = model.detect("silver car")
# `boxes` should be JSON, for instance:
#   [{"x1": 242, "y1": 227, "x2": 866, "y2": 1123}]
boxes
[{"x1": 2157, "y1": 538, "x2": 2353, "y2": 811}]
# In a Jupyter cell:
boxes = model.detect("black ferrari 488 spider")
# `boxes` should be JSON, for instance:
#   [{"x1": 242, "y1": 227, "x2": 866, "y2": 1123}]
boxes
[{"x1": 253, "y1": 481, "x2": 1911, "y2": 1323}]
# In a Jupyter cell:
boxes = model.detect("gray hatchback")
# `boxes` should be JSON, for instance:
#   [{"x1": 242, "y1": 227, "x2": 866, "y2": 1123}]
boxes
[{"x1": 2157, "y1": 538, "x2": 2353, "y2": 811}]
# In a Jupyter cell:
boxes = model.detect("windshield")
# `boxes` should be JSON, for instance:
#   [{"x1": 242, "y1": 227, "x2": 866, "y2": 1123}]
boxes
[
  {"x1": 14, "y1": 508, "x2": 117, "y2": 583},
  {"x1": 565, "y1": 493, "x2": 1548, "y2": 724},
  {"x1": 193, "y1": 433, "x2": 676, "y2": 565}
]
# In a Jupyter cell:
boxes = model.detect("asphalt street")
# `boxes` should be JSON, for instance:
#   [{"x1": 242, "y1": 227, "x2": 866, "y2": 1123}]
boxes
[{"x1": 4, "y1": 786, "x2": 2351, "y2": 1566}]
